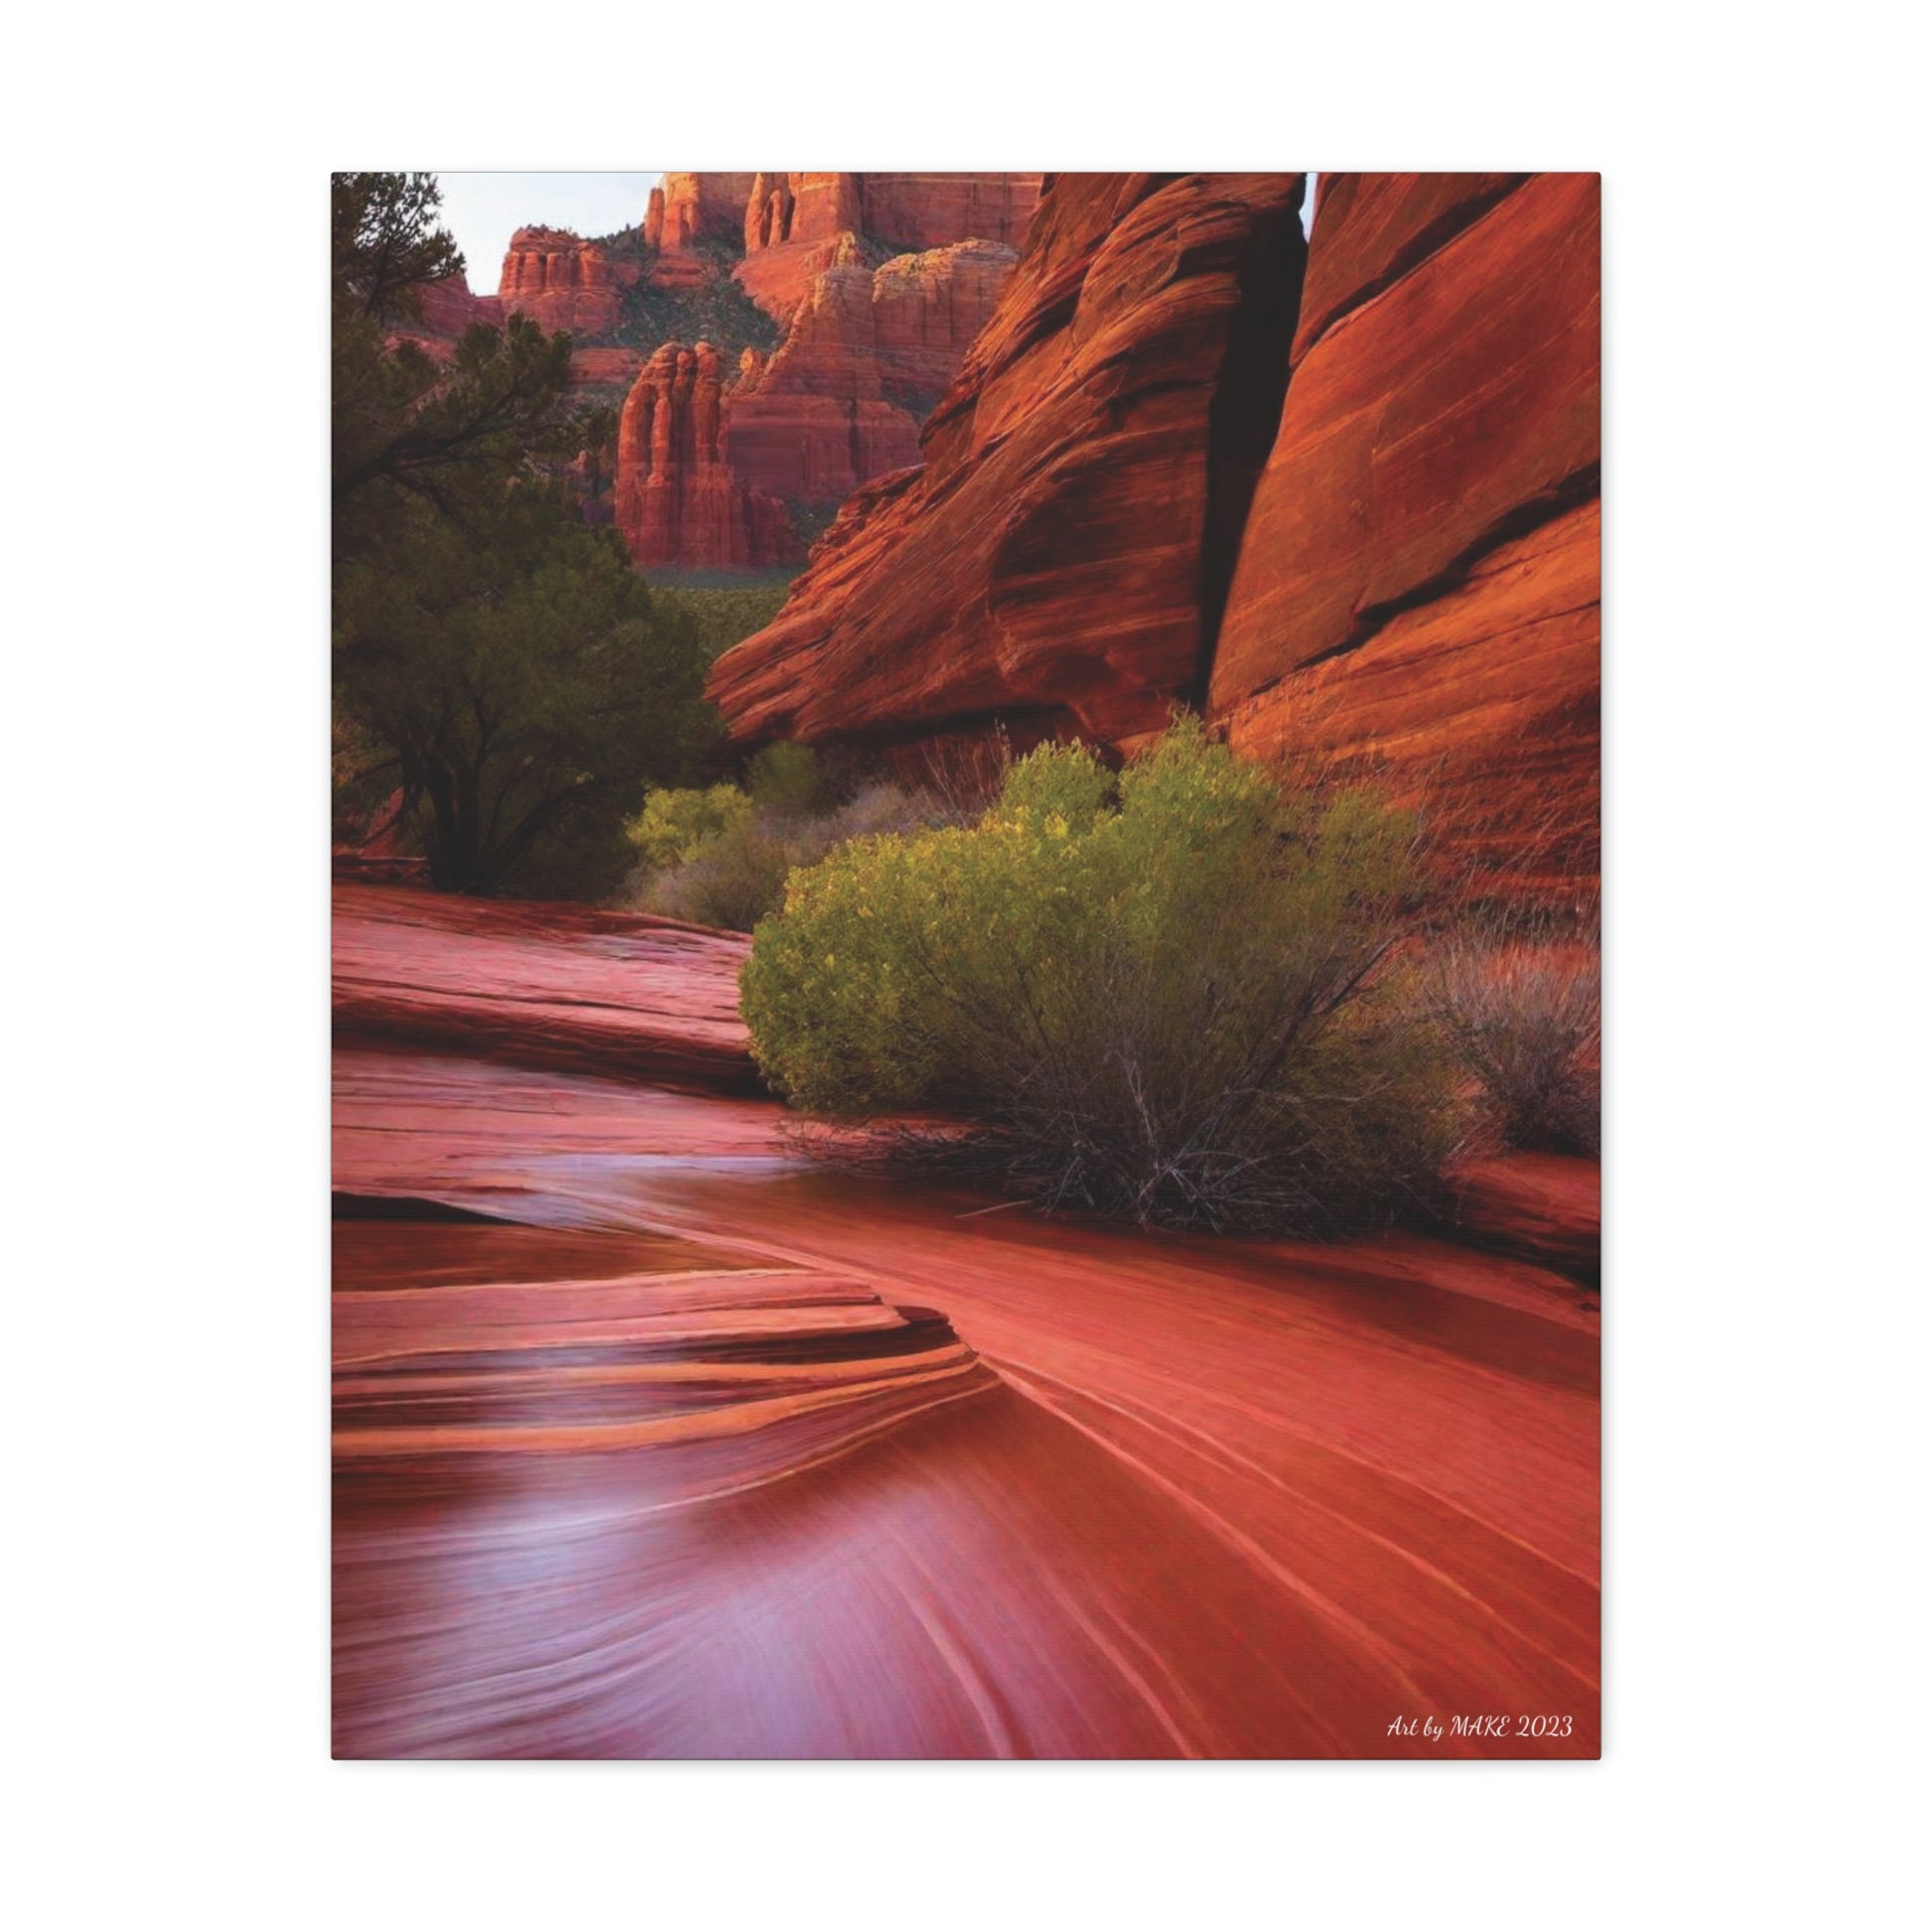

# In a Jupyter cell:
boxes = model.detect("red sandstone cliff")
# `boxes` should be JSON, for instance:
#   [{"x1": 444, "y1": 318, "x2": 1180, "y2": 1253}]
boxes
[
  {"x1": 497, "y1": 226, "x2": 621, "y2": 336},
  {"x1": 614, "y1": 343, "x2": 799, "y2": 570},
  {"x1": 648, "y1": 173, "x2": 761, "y2": 251},
  {"x1": 610, "y1": 177, "x2": 1041, "y2": 569},
  {"x1": 1207, "y1": 173, "x2": 1600, "y2": 893},
  {"x1": 708, "y1": 172, "x2": 1600, "y2": 895},
  {"x1": 707, "y1": 173, "x2": 1309, "y2": 749},
  {"x1": 736, "y1": 172, "x2": 1041, "y2": 321},
  {"x1": 412, "y1": 272, "x2": 503, "y2": 338},
  {"x1": 719, "y1": 239, "x2": 1016, "y2": 506}
]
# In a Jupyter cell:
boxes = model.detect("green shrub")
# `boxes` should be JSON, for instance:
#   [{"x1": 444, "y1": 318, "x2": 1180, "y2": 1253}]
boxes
[
  {"x1": 747, "y1": 742, "x2": 835, "y2": 816},
  {"x1": 624, "y1": 782, "x2": 753, "y2": 871},
  {"x1": 634, "y1": 779, "x2": 950, "y2": 932},
  {"x1": 742, "y1": 720, "x2": 1466, "y2": 1234},
  {"x1": 1425, "y1": 903, "x2": 1600, "y2": 1156}
]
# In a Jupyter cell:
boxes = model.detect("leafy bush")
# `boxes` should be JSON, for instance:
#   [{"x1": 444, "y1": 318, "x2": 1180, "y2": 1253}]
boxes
[
  {"x1": 741, "y1": 720, "x2": 1466, "y2": 1234},
  {"x1": 631, "y1": 772, "x2": 949, "y2": 932},
  {"x1": 1426, "y1": 904, "x2": 1600, "y2": 1156},
  {"x1": 624, "y1": 783, "x2": 753, "y2": 871},
  {"x1": 747, "y1": 742, "x2": 836, "y2": 816}
]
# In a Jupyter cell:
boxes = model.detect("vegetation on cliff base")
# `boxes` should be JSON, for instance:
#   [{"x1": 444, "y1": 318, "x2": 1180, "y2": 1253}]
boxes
[
  {"x1": 332, "y1": 173, "x2": 719, "y2": 897},
  {"x1": 1426, "y1": 901, "x2": 1602, "y2": 1156},
  {"x1": 625, "y1": 746, "x2": 947, "y2": 932},
  {"x1": 585, "y1": 227, "x2": 783, "y2": 360},
  {"x1": 741, "y1": 721, "x2": 1465, "y2": 1235},
  {"x1": 655, "y1": 581, "x2": 795, "y2": 664}
]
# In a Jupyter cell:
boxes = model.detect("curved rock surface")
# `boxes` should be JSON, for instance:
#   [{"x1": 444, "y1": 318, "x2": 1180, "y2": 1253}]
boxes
[
  {"x1": 333, "y1": 885, "x2": 1598, "y2": 1758},
  {"x1": 331, "y1": 884, "x2": 759, "y2": 1091},
  {"x1": 1208, "y1": 173, "x2": 1600, "y2": 892},
  {"x1": 708, "y1": 173, "x2": 1310, "y2": 750},
  {"x1": 710, "y1": 171, "x2": 1598, "y2": 897},
  {"x1": 1449, "y1": 1152, "x2": 1600, "y2": 1280}
]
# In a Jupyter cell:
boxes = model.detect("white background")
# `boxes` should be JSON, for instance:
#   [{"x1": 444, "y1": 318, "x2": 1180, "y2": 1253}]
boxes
[{"x1": 6, "y1": 2, "x2": 1923, "y2": 1925}]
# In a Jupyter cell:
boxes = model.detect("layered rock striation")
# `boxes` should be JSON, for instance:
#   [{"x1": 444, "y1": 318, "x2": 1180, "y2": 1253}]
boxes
[
  {"x1": 708, "y1": 172, "x2": 1601, "y2": 895},
  {"x1": 333, "y1": 882, "x2": 1599, "y2": 1758},
  {"x1": 614, "y1": 342, "x2": 800, "y2": 571},
  {"x1": 717, "y1": 240, "x2": 1017, "y2": 507},
  {"x1": 1209, "y1": 172, "x2": 1600, "y2": 892},
  {"x1": 736, "y1": 172, "x2": 1040, "y2": 322},
  {"x1": 647, "y1": 173, "x2": 762, "y2": 252},
  {"x1": 497, "y1": 225, "x2": 621, "y2": 335},
  {"x1": 607, "y1": 177, "x2": 1041, "y2": 571},
  {"x1": 708, "y1": 173, "x2": 1310, "y2": 750}
]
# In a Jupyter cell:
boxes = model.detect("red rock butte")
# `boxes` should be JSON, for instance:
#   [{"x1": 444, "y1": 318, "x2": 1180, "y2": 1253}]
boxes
[
  {"x1": 611, "y1": 172, "x2": 1043, "y2": 572},
  {"x1": 615, "y1": 342, "x2": 799, "y2": 572},
  {"x1": 709, "y1": 172, "x2": 1601, "y2": 897}
]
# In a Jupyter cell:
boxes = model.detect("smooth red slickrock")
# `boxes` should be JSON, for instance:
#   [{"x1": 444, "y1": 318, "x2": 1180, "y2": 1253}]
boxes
[
  {"x1": 1208, "y1": 173, "x2": 1600, "y2": 893},
  {"x1": 1290, "y1": 173, "x2": 1527, "y2": 359},
  {"x1": 333, "y1": 885, "x2": 1596, "y2": 1758},
  {"x1": 1220, "y1": 498, "x2": 1601, "y2": 894},
  {"x1": 614, "y1": 342, "x2": 800, "y2": 570},
  {"x1": 708, "y1": 173, "x2": 1310, "y2": 750},
  {"x1": 496, "y1": 225, "x2": 620, "y2": 336},
  {"x1": 1449, "y1": 1152, "x2": 1600, "y2": 1279},
  {"x1": 331, "y1": 884, "x2": 759, "y2": 1091}
]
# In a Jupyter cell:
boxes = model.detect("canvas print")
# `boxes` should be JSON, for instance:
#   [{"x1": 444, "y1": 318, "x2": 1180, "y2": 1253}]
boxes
[{"x1": 332, "y1": 170, "x2": 1601, "y2": 1758}]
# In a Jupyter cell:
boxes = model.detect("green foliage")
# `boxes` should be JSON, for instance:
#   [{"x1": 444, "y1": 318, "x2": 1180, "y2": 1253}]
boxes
[
  {"x1": 336, "y1": 484, "x2": 716, "y2": 897},
  {"x1": 331, "y1": 172, "x2": 465, "y2": 324},
  {"x1": 742, "y1": 720, "x2": 1465, "y2": 1234},
  {"x1": 331, "y1": 172, "x2": 579, "y2": 552},
  {"x1": 747, "y1": 742, "x2": 834, "y2": 816},
  {"x1": 603, "y1": 238, "x2": 782, "y2": 358},
  {"x1": 653, "y1": 581, "x2": 794, "y2": 663},
  {"x1": 332, "y1": 174, "x2": 723, "y2": 897},
  {"x1": 630, "y1": 770, "x2": 949, "y2": 933},
  {"x1": 333, "y1": 313, "x2": 578, "y2": 553},
  {"x1": 625, "y1": 783, "x2": 754, "y2": 871}
]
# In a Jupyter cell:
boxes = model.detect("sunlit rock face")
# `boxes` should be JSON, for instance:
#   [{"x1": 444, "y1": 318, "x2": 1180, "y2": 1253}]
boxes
[
  {"x1": 495, "y1": 225, "x2": 621, "y2": 335},
  {"x1": 735, "y1": 171, "x2": 1040, "y2": 321},
  {"x1": 1209, "y1": 173, "x2": 1600, "y2": 897},
  {"x1": 613, "y1": 174, "x2": 1042, "y2": 569},
  {"x1": 613, "y1": 342, "x2": 802, "y2": 572},
  {"x1": 708, "y1": 174, "x2": 1312, "y2": 754},
  {"x1": 709, "y1": 172, "x2": 1599, "y2": 900}
]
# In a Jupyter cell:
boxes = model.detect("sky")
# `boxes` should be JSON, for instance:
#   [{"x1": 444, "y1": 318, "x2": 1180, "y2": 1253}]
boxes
[
  {"x1": 434, "y1": 173, "x2": 664, "y2": 288},
  {"x1": 432, "y1": 170, "x2": 1314, "y2": 288}
]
